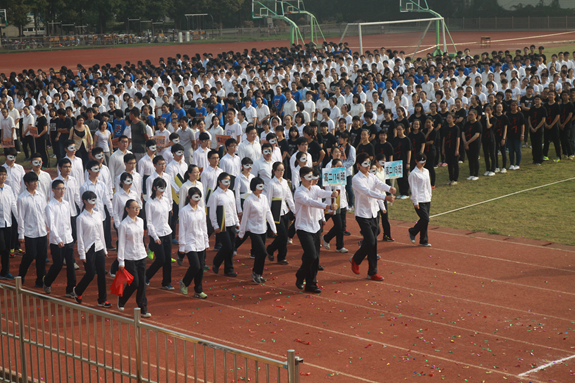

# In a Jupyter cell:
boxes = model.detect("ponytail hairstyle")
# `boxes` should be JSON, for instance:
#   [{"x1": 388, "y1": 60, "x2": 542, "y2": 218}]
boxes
[
  {"x1": 185, "y1": 186, "x2": 202, "y2": 206},
  {"x1": 184, "y1": 164, "x2": 199, "y2": 181},
  {"x1": 215, "y1": 172, "x2": 230, "y2": 190},
  {"x1": 120, "y1": 172, "x2": 133, "y2": 189},
  {"x1": 150, "y1": 177, "x2": 167, "y2": 200},
  {"x1": 81, "y1": 190, "x2": 97, "y2": 212},
  {"x1": 122, "y1": 199, "x2": 138, "y2": 220}
]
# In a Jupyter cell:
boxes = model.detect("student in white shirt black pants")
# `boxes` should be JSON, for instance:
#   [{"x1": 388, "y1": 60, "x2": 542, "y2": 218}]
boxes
[
  {"x1": 208, "y1": 172, "x2": 240, "y2": 277},
  {"x1": 17, "y1": 172, "x2": 49, "y2": 287},
  {"x1": 117, "y1": 199, "x2": 151, "y2": 317},
  {"x1": 350, "y1": 153, "x2": 396, "y2": 281},
  {"x1": 178, "y1": 187, "x2": 209, "y2": 299},
  {"x1": 238, "y1": 177, "x2": 277, "y2": 284},
  {"x1": 0, "y1": 167, "x2": 17, "y2": 280},
  {"x1": 145, "y1": 177, "x2": 174, "y2": 290},
  {"x1": 73, "y1": 191, "x2": 110, "y2": 307},
  {"x1": 407, "y1": 153, "x2": 432, "y2": 247},
  {"x1": 43, "y1": 180, "x2": 76, "y2": 296}
]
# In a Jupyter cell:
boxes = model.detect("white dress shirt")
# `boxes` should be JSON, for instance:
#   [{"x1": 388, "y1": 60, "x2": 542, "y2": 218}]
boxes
[
  {"x1": 238, "y1": 193, "x2": 276, "y2": 238},
  {"x1": 76, "y1": 209, "x2": 106, "y2": 259},
  {"x1": 108, "y1": 149, "x2": 132, "y2": 184},
  {"x1": 251, "y1": 157, "x2": 273, "y2": 189},
  {"x1": 112, "y1": 187, "x2": 140, "y2": 228},
  {"x1": 145, "y1": 196, "x2": 172, "y2": 241},
  {"x1": 234, "y1": 173, "x2": 253, "y2": 213},
  {"x1": 3, "y1": 163, "x2": 25, "y2": 199},
  {"x1": 352, "y1": 171, "x2": 391, "y2": 219},
  {"x1": 294, "y1": 184, "x2": 329, "y2": 233},
  {"x1": 83, "y1": 164, "x2": 112, "y2": 197},
  {"x1": 165, "y1": 159, "x2": 188, "y2": 193},
  {"x1": 115, "y1": 170, "x2": 143, "y2": 202},
  {"x1": 50, "y1": 175, "x2": 82, "y2": 216},
  {"x1": 17, "y1": 190, "x2": 48, "y2": 239},
  {"x1": 219, "y1": 153, "x2": 241, "y2": 177},
  {"x1": 237, "y1": 140, "x2": 262, "y2": 162},
  {"x1": 201, "y1": 166, "x2": 222, "y2": 196},
  {"x1": 0, "y1": 185, "x2": 17, "y2": 228},
  {"x1": 208, "y1": 188, "x2": 239, "y2": 230},
  {"x1": 289, "y1": 151, "x2": 312, "y2": 174},
  {"x1": 179, "y1": 180, "x2": 204, "y2": 211},
  {"x1": 45, "y1": 198, "x2": 74, "y2": 245},
  {"x1": 80, "y1": 178, "x2": 113, "y2": 221},
  {"x1": 145, "y1": 171, "x2": 173, "y2": 206},
  {"x1": 266, "y1": 177, "x2": 295, "y2": 215},
  {"x1": 193, "y1": 146, "x2": 210, "y2": 171},
  {"x1": 117, "y1": 216, "x2": 147, "y2": 267},
  {"x1": 408, "y1": 166, "x2": 432, "y2": 206},
  {"x1": 64, "y1": 155, "x2": 85, "y2": 185},
  {"x1": 19, "y1": 170, "x2": 52, "y2": 203},
  {"x1": 137, "y1": 154, "x2": 155, "y2": 176},
  {"x1": 178, "y1": 204, "x2": 209, "y2": 252}
]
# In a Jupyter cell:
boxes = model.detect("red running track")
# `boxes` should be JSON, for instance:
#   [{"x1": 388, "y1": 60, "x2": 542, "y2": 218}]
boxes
[
  {"x1": 2, "y1": 213, "x2": 575, "y2": 382},
  {"x1": 2, "y1": 30, "x2": 575, "y2": 74}
]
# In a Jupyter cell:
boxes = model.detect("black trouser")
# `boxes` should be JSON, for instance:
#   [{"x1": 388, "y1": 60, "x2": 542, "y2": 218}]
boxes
[
  {"x1": 445, "y1": 153, "x2": 459, "y2": 181},
  {"x1": 75, "y1": 245, "x2": 107, "y2": 303},
  {"x1": 104, "y1": 207, "x2": 113, "y2": 249},
  {"x1": 346, "y1": 175, "x2": 354, "y2": 208},
  {"x1": 341, "y1": 207, "x2": 347, "y2": 232},
  {"x1": 120, "y1": 257, "x2": 148, "y2": 313},
  {"x1": 146, "y1": 233, "x2": 172, "y2": 286},
  {"x1": 10, "y1": 213, "x2": 19, "y2": 251},
  {"x1": 77, "y1": 145, "x2": 90, "y2": 169},
  {"x1": 352, "y1": 217, "x2": 379, "y2": 276},
  {"x1": 287, "y1": 211, "x2": 296, "y2": 239},
  {"x1": 23, "y1": 135, "x2": 34, "y2": 159},
  {"x1": 50, "y1": 132, "x2": 60, "y2": 162},
  {"x1": 44, "y1": 243, "x2": 76, "y2": 293},
  {"x1": 409, "y1": 202, "x2": 430, "y2": 244},
  {"x1": 0, "y1": 227, "x2": 11, "y2": 276},
  {"x1": 560, "y1": 123, "x2": 573, "y2": 156},
  {"x1": 424, "y1": 150, "x2": 436, "y2": 186},
  {"x1": 466, "y1": 143, "x2": 480, "y2": 177},
  {"x1": 182, "y1": 251, "x2": 205, "y2": 293},
  {"x1": 248, "y1": 232, "x2": 267, "y2": 275},
  {"x1": 34, "y1": 137, "x2": 48, "y2": 167},
  {"x1": 482, "y1": 140, "x2": 496, "y2": 172},
  {"x1": 170, "y1": 202, "x2": 179, "y2": 238},
  {"x1": 495, "y1": 139, "x2": 507, "y2": 169},
  {"x1": 213, "y1": 226, "x2": 236, "y2": 274},
  {"x1": 324, "y1": 213, "x2": 344, "y2": 250},
  {"x1": 18, "y1": 236, "x2": 48, "y2": 286},
  {"x1": 267, "y1": 214, "x2": 288, "y2": 261},
  {"x1": 543, "y1": 125, "x2": 561, "y2": 158},
  {"x1": 379, "y1": 203, "x2": 391, "y2": 238},
  {"x1": 531, "y1": 129, "x2": 544, "y2": 164},
  {"x1": 459, "y1": 137, "x2": 466, "y2": 162},
  {"x1": 295, "y1": 229, "x2": 320, "y2": 287},
  {"x1": 397, "y1": 161, "x2": 409, "y2": 195}
]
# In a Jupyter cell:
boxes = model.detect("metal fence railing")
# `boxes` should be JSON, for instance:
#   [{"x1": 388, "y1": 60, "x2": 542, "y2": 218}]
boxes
[{"x1": 0, "y1": 277, "x2": 303, "y2": 383}]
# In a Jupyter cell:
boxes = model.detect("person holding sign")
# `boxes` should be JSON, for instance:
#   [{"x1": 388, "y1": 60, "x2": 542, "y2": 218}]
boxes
[
  {"x1": 408, "y1": 153, "x2": 432, "y2": 247},
  {"x1": 350, "y1": 153, "x2": 396, "y2": 281},
  {"x1": 265, "y1": 162, "x2": 295, "y2": 264},
  {"x1": 322, "y1": 159, "x2": 349, "y2": 253},
  {"x1": 238, "y1": 177, "x2": 276, "y2": 284}
]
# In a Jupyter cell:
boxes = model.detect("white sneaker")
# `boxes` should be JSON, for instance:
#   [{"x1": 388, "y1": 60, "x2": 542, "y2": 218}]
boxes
[
  {"x1": 322, "y1": 236, "x2": 330, "y2": 250},
  {"x1": 494, "y1": 168, "x2": 500, "y2": 173},
  {"x1": 335, "y1": 247, "x2": 349, "y2": 253},
  {"x1": 471, "y1": 176, "x2": 479, "y2": 181},
  {"x1": 451, "y1": 181, "x2": 458, "y2": 185},
  {"x1": 466, "y1": 176, "x2": 473, "y2": 180},
  {"x1": 514, "y1": 166, "x2": 520, "y2": 170},
  {"x1": 500, "y1": 168, "x2": 507, "y2": 173},
  {"x1": 508, "y1": 165, "x2": 515, "y2": 170},
  {"x1": 287, "y1": 238, "x2": 293, "y2": 244},
  {"x1": 487, "y1": 172, "x2": 495, "y2": 176},
  {"x1": 483, "y1": 171, "x2": 489, "y2": 176}
]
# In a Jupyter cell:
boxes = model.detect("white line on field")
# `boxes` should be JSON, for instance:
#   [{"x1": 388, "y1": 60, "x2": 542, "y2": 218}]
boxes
[{"x1": 518, "y1": 354, "x2": 575, "y2": 377}]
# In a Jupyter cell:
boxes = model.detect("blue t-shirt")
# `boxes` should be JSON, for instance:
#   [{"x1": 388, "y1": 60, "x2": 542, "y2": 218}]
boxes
[
  {"x1": 112, "y1": 119, "x2": 126, "y2": 138},
  {"x1": 174, "y1": 108, "x2": 186, "y2": 119},
  {"x1": 160, "y1": 112, "x2": 172, "y2": 124},
  {"x1": 195, "y1": 107, "x2": 207, "y2": 119},
  {"x1": 273, "y1": 94, "x2": 286, "y2": 111}
]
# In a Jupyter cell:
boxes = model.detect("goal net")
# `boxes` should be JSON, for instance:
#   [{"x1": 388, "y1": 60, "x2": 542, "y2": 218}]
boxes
[{"x1": 339, "y1": 17, "x2": 448, "y2": 59}]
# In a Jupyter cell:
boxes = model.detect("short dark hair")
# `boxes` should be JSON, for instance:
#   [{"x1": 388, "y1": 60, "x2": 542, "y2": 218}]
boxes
[{"x1": 23, "y1": 172, "x2": 39, "y2": 184}]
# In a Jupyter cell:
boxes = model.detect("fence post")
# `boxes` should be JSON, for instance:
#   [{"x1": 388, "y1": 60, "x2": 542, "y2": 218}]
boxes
[
  {"x1": 15, "y1": 277, "x2": 27, "y2": 383},
  {"x1": 134, "y1": 308, "x2": 143, "y2": 383},
  {"x1": 287, "y1": 349, "x2": 296, "y2": 383}
]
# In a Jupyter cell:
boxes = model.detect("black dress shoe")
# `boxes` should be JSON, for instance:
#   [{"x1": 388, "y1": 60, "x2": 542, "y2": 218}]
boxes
[
  {"x1": 277, "y1": 259, "x2": 289, "y2": 265},
  {"x1": 317, "y1": 265, "x2": 324, "y2": 271},
  {"x1": 304, "y1": 285, "x2": 322, "y2": 293},
  {"x1": 343, "y1": 231, "x2": 351, "y2": 236},
  {"x1": 267, "y1": 249, "x2": 274, "y2": 262},
  {"x1": 295, "y1": 278, "x2": 304, "y2": 289}
]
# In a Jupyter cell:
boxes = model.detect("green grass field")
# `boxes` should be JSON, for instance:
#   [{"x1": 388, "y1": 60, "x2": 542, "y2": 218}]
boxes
[{"x1": 385, "y1": 145, "x2": 575, "y2": 246}]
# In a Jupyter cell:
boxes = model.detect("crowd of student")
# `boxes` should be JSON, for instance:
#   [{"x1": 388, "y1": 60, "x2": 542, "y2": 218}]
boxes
[{"x1": 0, "y1": 42, "x2": 571, "y2": 315}]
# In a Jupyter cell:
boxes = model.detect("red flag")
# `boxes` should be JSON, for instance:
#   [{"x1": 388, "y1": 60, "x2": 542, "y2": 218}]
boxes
[{"x1": 111, "y1": 268, "x2": 134, "y2": 297}]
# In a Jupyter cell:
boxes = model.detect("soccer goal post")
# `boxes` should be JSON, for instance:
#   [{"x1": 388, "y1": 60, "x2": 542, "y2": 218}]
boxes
[{"x1": 339, "y1": 17, "x2": 452, "y2": 58}]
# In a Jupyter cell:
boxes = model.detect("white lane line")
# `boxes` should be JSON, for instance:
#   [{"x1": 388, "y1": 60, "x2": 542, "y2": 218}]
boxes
[{"x1": 518, "y1": 354, "x2": 575, "y2": 377}]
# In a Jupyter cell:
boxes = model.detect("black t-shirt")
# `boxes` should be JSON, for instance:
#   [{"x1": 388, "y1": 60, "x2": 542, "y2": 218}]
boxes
[
  {"x1": 319, "y1": 132, "x2": 337, "y2": 152},
  {"x1": 423, "y1": 127, "x2": 440, "y2": 154},
  {"x1": 469, "y1": 104, "x2": 483, "y2": 117},
  {"x1": 36, "y1": 116, "x2": 48, "y2": 138},
  {"x1": 350, "y1": 126, "x2": 363, "y2": 147},
  {"x1": 520, "y1": 95, "x2": 534, "y2": 119},
  {"x1": 307, "y1": 140, "x2": 322, "y2": 163},
  {"x1": 507, "y1": 111, "x2": 525, "y2": 140},
  {"x1": 394, "y1": 118, "x2": 409, "y2": 134},
  {"x1": 559, "y1": 101, "x2": 574, "y2": 125},
  {"x1": 454, "y1": 108, "x2": 467, "y2": 127},
  {"x1": 184, "y1": 99, "x2": 196, "y2": 111},
  {"x1": 356, "y1": 142, "x2": 375, "y2": 159},
  {"x1": 131, "y1": 120, "x2": 147, "y2": 153},
  {"x1": 287, "y1": 137, "x2": 299, "y2": 156},
  {"x1": 264, "y1": 89, "x2": 275, "y2": 104},
  {"x1": 392, "y1": 136, "x2": 412, "y2": 163},
  {"x1": 277, "y1": 137, "x2": 289, "y2": 157},
  {"x1": 493, "y1": 113, "x2": 509, "y2": 139},
  {"x1": 362, "y1": 123, "x2": 379, "y2": 139},
  {"x1": 408, "y1": 114, "x2": 426, "y2": 130},
  {"x1": 444, "y1": 124, "x2": 460, "y2": 154},
  {"x1": 463, "y1": 120, "x2": 482, "y2": 147},
  {"x1": 380, "y1": 119, "x2": 396, "y2": 141},
  {"x1": 481, "y1": 116, "x2": 496, "y2": 143},
  {"x1": 374, "y1": 141, "x2": 394, "y2": 160},
  {"x1": 55, "y1": 116, "x2": 73, "y2": 136},
  {"x1": 408, "y1": 130, "x2": 426, "y2": 154},
  {"x1": 544, "y1": 101, "x2": 560, "y2": 126},
  {"x1": 529, "y1": 106, "x2": 547, "y2": 133}
]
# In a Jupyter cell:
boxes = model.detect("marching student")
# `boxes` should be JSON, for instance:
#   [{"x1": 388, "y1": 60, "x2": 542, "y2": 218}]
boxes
[
  {"x1": 201, "y1": 150, "x2": 223, "y2": 196},
  {"x1": 3, "y1": 147, "x2": 25, "y2": 255},
  {"x1": 161, "y1": 133, "x2": 180, "y2": 164},
  {"x1": 349, "y1": 153, "x2": 396, "y2": 281},
  {"x1": 238, "y1": 177, "x2": 276, "y2": 284},
  {"x1": 17, "y1": 172, "x2": 49, "y2": 287},
  {"x1": 0, "y1": 167, "x2": 17, "y2": 280},
  {"x1": 145, "y1": 155, "x2": 173, "y2": 209},
  {"x1": 22, "y1": 153, "x2": 52, "y2": 202},
  {"x1": 73, "y1": 191, "x2": 110, "y2": 306},
  {"x1": 208, "y1": 172, "x2": 240, "y2": 277},
  {"x1": 322, "y1": 159, "x2": 349, "y2": 253},
  {"x1": 219, "y1": 138, "x2": 241, "y2": 178},
  {"x1": 265, "y1": 161, "x2": 295, "y2": 264},
  {"x1": 391, "y1": 124, "x2": 411, "y2": 198},
  {"x1": 145, "y1": 177, "x2": 174, "y2": 290},
  {"x1": 115, "y1": 154, "x2": 143, "y2": 200},
  {"x1": 117, "y1": 199, "x2": 151, "y2": 317},
  {"x1": 52, "y1": 158, "x2": 82, "y2": 242},
  {"x1": 138, "y1": 140, "x2": 157, "y2": 197},
  {"x1": 178, "y1": 187, "x2": 209, "y2": 298},
  {"x1": 108, "y1": 135, "x2": 131, "y2": 185},
  {"x1": 165, "y1": 143, "x2": 188, "y2": 238},
  {"x1": 63, "y1": 140, "x2": 85, "y2": 186},
  {"x1": 373, "y1": 154, "x2": 393, "y2": 242},
  {"x1": 80, "y1": 160, "x2": 114, "y2": 245},
  {"x1": 178, "y1": 165, "x2": 204, "y2": 212},
  {"x1": 251, "y1": 143, "x2": 274, "y2": 188},
  {"x1": 89, "y1": 147, "x2": 115, "y2": 249},
  {"x1": 193, "y1": 132, "x2": 211, "y2": 172},
  {"x1": 293, "y1": 166, "x2": 338, "y2": 293},
  {"x1": 408, "y1": 153, "x2": 432, "y2": 247},
  {"x1": 43, "y1": 179, "x2": 76, "y2": 296}
]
